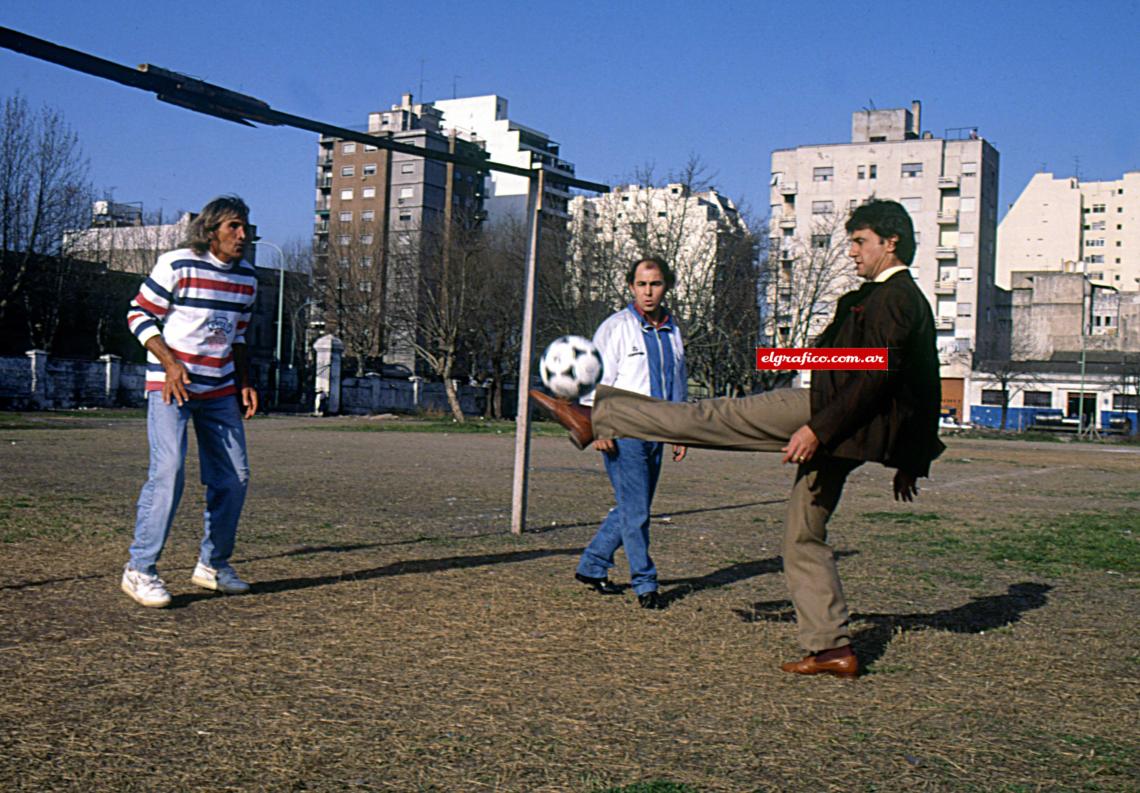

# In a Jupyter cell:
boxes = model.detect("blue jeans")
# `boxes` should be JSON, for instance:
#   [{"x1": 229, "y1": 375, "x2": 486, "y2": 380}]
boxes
[
  {"x1": 128, "y1": 392, "x2": 250, "y2": 575},
  {"x1": 577, "y1": 438, "x2": 663, "y2": 595}
]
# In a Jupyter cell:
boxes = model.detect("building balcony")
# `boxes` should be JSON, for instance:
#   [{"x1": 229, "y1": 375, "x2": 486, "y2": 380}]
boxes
[
  {"x1": 938, "y1": 176, "x2": 960, "y2": 189},
  {"x1": 934, "y1": 316, "x2": 955, "y2": 331},
  {"x1": 934, "y1": 246, "x2": 958, "y2": 259},
  {"x1": 777, "y1": 181, "x2": 798, "y2": 195},
  {"x1": 936, "y1": 210, "x2": 958, "y2": 224},
  {"x1": 934, "y1": 279, "x2": 957, "y2": 294},
  {"x1": 778, "y1": 215, "x2": 796, "y2": 229}
]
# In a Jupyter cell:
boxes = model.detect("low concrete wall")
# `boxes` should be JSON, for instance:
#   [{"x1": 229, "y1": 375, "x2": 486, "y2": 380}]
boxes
[
  {"x1": 339, "y1": 375, "x2": 486, "y2": 416},
  {"x1": 0, "y1": 352, "x2": 147, "y2": 409}
]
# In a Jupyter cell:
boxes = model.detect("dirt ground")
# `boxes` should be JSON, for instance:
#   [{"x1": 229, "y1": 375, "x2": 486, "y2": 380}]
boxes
[{"x1": 0, "y1": 412, "x2": 1137, "y2": 792}]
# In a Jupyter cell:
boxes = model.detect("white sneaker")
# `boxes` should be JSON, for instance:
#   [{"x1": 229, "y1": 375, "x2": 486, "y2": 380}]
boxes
[
  {"x1": 191, "y1": 561, "x2": 250, "y2": 594},
  {"x1": 121, "y1": 566, "x2": 172, "y2": 608}
]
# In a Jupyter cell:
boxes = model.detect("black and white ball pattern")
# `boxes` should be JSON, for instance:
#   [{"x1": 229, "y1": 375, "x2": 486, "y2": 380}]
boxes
[{"x1": 540, "y1": 335, "x2": 604, "y2": 399}]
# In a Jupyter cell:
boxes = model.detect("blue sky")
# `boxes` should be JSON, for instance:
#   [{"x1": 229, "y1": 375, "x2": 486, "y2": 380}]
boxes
[{"x1": 3, "y1": 0, "x2": 1138, "y2": 250}]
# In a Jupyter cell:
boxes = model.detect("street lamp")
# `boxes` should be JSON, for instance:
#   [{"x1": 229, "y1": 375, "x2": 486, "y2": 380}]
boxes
[{"x1": 252, "y1": 239, "x2": 285, "y2": 408}]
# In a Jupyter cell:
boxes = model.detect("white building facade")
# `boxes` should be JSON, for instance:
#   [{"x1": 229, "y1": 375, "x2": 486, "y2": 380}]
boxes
[
  {"x1": 996, "y1": 171, "x2": 1140, "y2": 292},
  {"x1": 433, "y1": 95, "x2": 575, "y2": 224}
]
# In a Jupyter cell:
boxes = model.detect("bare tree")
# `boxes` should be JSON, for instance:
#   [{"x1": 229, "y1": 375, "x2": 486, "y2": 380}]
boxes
[
  {"x1": 0, "y1": 94, "x2": 94, "y2": 342},
  {"x1": 312, "y1": 217, "x2": 389, "y2": 375},
  {"x1": 563, "y1": 156, "x2": 760, "y2": 396},
  {"x1": 973, "y1": 336, "x2": 1050, "y2": 430},
  {"x1": 760, "y1": 211, "x2": 858, "y2": 389},
  {"x1": 466, "y1": 217, "x2": 526, "y2": 418}
]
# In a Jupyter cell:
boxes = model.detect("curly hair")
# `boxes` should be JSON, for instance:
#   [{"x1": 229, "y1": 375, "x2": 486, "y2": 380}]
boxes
[{"x1": 183, "y1": 195, "x2": 250, "y2": 255}]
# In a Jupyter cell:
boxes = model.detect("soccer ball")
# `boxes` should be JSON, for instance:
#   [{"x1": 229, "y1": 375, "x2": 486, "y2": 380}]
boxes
[{"x1": 540, "y1": 335, "x2": 604, "y2": 399}]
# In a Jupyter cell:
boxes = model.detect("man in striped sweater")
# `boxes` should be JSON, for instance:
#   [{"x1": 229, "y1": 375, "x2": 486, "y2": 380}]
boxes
[{"x1": 121, "y1": 195, "x2": 259, "y2": 608}]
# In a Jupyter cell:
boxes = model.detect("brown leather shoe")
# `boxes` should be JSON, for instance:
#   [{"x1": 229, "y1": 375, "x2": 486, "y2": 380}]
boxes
[
  {"x1": 529, "y1": 389, "x2": 594, "y2": 449},
  {"x1": 781, "y1": 649, "x2": 859, "y2": 679}
]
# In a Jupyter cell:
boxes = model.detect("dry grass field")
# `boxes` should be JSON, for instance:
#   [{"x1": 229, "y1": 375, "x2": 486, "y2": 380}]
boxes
[{"x1": 1, "y1": 411, "x2": 1137, "y2": 792}]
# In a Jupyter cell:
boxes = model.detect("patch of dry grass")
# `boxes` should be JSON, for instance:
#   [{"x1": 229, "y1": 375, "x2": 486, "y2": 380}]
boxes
[{"x1": 0, "y1": 415, "x2": 1137, "y2": 791}]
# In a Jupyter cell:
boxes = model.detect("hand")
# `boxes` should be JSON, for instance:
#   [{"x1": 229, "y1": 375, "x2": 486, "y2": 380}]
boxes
[
  {"x1": 593, "y1": 438, "x2": 616, "y2": 455},
  {"x1": 672, "y1": 444, "x2": 687, "y2": 462},
  {"x1": 161, "y1": 361, "x2": 191, "y2": 406},
  {"x1": 781, "y1": 425, "x2": 819, "y2": 465},
  {"x1": 893, "y1": 470, "x2": 918, "y2": 502},
  {"x1": 240, "y1": 386, "x2": 259, "y2": 419}
]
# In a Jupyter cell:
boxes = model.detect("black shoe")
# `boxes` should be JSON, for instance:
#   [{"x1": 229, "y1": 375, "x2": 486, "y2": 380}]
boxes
[
  {"x1": 575, "y1": 572, "x2": 623, "y2": 595},
  {"x1": 638, "y1": 591, "x2": 666, "y2": 610}
]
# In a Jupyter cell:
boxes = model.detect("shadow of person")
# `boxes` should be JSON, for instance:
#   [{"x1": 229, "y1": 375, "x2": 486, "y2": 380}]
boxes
[
  {"x1": 658, "y1": 550, "x2": 859, "y2": 608},
  {"x1": 734, "y1": 582, "x2": 1053, "y2": 669}
]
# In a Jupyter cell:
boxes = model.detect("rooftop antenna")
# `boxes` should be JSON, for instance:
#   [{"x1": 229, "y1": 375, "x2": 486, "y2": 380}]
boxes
[
  {"x1": 452, "y1": 74, "x2": 460, "y2": 99},
  {"x1": 419, "y1": 59, "x2": 425, "y2": 100}
]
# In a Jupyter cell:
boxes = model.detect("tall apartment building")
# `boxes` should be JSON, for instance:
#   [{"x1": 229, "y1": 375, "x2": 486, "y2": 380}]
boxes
[
  {"x1": 996, "y1": 171, "x2": 1140, "y2": 292},
  {"x1": 433, "y1": 95, "x2": 576, "y2": 224},
  {"x1": 314, "y1": 93, "x2": 487, "y2": 370},
  {"x1": 769, "y1": 102, "x2": 1000, "y2": 413}
]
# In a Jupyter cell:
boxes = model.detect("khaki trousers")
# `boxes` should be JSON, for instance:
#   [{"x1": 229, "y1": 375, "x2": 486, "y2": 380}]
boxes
[{"x1": 593, "y1": 385, "x2": 858, "y2": 652}]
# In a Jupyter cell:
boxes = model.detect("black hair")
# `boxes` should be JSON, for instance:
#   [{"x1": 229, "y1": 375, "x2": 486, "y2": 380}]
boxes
[{"x1": 845, "y1": 199, "x2": 916, "y2": 265}]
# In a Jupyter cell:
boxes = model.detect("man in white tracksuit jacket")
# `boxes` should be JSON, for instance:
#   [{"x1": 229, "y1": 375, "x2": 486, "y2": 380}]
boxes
[{"x1": 573, "y1": 257, "x2": 687, "y2": 610}]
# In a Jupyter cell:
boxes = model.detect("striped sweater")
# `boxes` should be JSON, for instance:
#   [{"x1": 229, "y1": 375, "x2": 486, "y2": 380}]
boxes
[{"x1": 127, "y1": 248, "x2": 258, "y2": 399}]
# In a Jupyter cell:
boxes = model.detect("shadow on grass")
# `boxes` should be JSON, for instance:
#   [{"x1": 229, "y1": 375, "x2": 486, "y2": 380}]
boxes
[
  {"x1": 734, "y1": 582, "x2": 1052, "y2": 669},
  {"x1": 657, "y1": 550, "x2": 857, "y2": 608},
  {"x1": 523, "y1": 498, "x2": 787, "y2": 535},
  {"x1": 164, "y1": 546, "x2": 583, "y2": 607}
]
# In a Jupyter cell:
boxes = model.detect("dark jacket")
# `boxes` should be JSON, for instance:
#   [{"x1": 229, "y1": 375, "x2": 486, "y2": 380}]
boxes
[{"x1": 807, "y1": 270, "x2": 945, "y2": 477}]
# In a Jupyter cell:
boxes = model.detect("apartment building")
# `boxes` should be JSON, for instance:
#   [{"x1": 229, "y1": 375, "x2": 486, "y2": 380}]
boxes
[
  {"x1": 433, "y1": 95, "x2": 576, "y2": 224},
  {"x1": 996, "y1": 171, "x2": 1140, "y2": 292},
  {"x1": 567, "y1": 182, "x2": 748, "y2": 305},
  {"x1": 769, "y1": 102, "x2": 1001, "y2": 406},
  {"x1": 313, "y1": 93, "x2": 487, "y2": 369}
]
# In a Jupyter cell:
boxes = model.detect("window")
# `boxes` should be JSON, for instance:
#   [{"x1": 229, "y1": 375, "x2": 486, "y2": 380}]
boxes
[
  {"x1": 1092, "y1": 204, "x2": 1106, "y2": 213},
  {"x1": 958, "y1": 267, "x2": 974, "y2": 281},
  {"x1": 960, "y1": 197, "x2": 977, "y2": 213},
  {"x1": 399, "y1": 187, "x2": 414, "y2": 199},
  {"x1": 1113, "y1": 394, "x2": 1139, "y2": 410},
  {"x1": 961, "y1": 161, "x2": 978, "y2": 177},
  {"x1": 360, "y1": 256, "x2": 372, "y2": 268},
  {"x1": 957, "y1": 302, "x2": 972, "y2": 317},
  {"x1": 360, "y1": 234, "x2": 374, "y2": 245},
  {"x1": 364, "y1": 144, "x2": 378, "y2": 152},
  {"x1": 398, "y1": 212, "x2": 412, "y2": 222},
  {"x1": 811, "y1": 234, "x2": 831, "y2": 249},
  {"x1": 1023, "y1": 391, "x2": 1052, "y2": 407},
  {"x1": 1090, "y1": 220, "x2": 1106, "y2": 230},
  {"x1": 812, "y1": 166, "x2": 834, "y2": 182},
  {"x1": 362, "y1": 187, "x2": 376, "y2": 199},
  {"x1": 811, "y1": 200, "x2": 833, "y2": 215},
  {"x1": 339, "y1": 188, "x2": 353, "y2": 200},
  {"x1": 901, "y1": 162, "x2": 923, "y2": 178},
  {"x1": 981, "y1": 389, "x2": 1005, "y2": 406},
  {"x1": 657, "y1": 211, "x2": 667, "y2": 218},
  {"x1": 337, "y1": 235, "x2": 350, "y2": 246},
  {"x1": 338, "y1": 257, "x2": 349, "y2": 268},
  {"x1": 1086, "y1": 238, "x2": 1105, "y2": 247},
  {"x1": 901, "y1": 196, "x2": 922, "y2": 213},
  {"x1": 363, "y1": 164, "x2": 377, "y2": 176},
  {"x1": 1087, "y1": 255, "x2": 1104, "y2": 263},
  {"x1": 338, "y1": 211, "x2": 352, "y2": 222},
  {"x1": 341, "y1": 166, "x2": 355, "y2": 177},
  {"x1": 857, "y1": 166, "x2": 866, "y2": 179},
  {"x1": 959, "y1": 232, "x2": 975, "y2": 247},
  {"x1": 361, "y1": 210, "x2": 375, "y2": 222},
  {"x1": 869, "y1": 164, "x2": 877, "y2": 179},
  {"x1": 342, "y1": 142, "x2": 356, "y2": 154},
  {"x1": 358, "y1": 281, "x2": 372, "y2": 293},
  {"x1": 401, "y1": 163, "x2": 415, "y2": 174}
]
